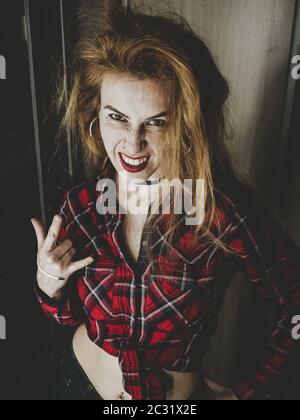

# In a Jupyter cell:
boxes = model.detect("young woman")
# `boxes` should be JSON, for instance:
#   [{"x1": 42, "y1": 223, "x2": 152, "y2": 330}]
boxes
[{"x1": 31, "y1": 5, "x2": 300, "y2": 401}]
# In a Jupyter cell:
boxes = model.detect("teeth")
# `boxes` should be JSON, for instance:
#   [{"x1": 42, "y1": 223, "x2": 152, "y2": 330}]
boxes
[{"x1": 121, "y1": 154, "x2": 148, "y2": 167}]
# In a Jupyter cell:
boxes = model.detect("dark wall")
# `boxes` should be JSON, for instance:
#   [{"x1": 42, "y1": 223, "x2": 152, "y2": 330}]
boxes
[
  {"x1": 0, "y1": 0, "x2": 50, "y2": 399},
  {"x1": 283, "y1": 76, "x2": 300, "y2": 245},
  {"x1": 0, "y1": 0, "x2": 79, "y2": 400}
]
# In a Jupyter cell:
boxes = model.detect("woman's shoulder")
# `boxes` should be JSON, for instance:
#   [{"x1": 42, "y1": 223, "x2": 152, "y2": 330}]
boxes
[
  {"x1": 58, "y1": 177, "x2": 107, "y2": 251},
  {"x1": 61, "y1": 176, "x2": 101, "y2": 210}
]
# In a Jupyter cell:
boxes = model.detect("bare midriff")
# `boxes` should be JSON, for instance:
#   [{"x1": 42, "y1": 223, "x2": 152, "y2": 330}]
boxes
[{"x1": 72, "y1": 323, "x2": 202, "y2": 400}]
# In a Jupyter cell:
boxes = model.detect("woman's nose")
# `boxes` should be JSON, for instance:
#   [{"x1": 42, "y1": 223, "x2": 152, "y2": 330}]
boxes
[{"x1": 124, "y1": 127, "x2": 146, "y2": 153}]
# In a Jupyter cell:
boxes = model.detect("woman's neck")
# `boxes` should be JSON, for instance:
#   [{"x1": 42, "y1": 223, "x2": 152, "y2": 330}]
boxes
[{"x1": 115, "y1": 173, "x2": 161, "y2": 215}]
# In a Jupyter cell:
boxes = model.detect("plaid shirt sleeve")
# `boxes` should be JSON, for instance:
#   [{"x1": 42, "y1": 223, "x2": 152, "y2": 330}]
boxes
[
  {"x1": 224, "y1": 189, "x2": 300, "y2": 400},
  {"x1": 34, "y1": 191, "x2": 86, "y2": 327}
]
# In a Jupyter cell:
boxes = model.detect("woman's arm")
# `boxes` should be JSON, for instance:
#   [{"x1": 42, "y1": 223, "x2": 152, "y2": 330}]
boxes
[
  {"x1": 32, "y1": 191, "x2": 93, "y2": 327},
  {"x1": 224, "y1": 190, "x2": 300, "y2": 400}
]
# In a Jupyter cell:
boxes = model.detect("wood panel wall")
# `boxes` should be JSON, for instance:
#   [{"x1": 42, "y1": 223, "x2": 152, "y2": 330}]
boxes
[{"x1": 130, "y1": 0, "x2": 299, "y2": 398}]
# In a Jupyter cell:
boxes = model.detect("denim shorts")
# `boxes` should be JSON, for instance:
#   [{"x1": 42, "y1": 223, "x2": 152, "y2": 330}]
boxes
[
  {"x1": 52, "y1": 340, "x2": 103, "y2": 401},
  {"x1": 52, "y1": 339, "x2": 207, "y2": 401}
]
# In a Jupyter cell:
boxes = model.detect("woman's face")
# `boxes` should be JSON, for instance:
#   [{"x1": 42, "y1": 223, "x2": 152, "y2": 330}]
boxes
[{"x1": 99, "y1": 73, "x2": 169, "y2": 184}]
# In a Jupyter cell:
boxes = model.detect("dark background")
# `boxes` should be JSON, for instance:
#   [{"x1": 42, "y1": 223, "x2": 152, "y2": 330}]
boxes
[
  {"x1": 0, "y1": 0, "x2": 299, "y2": 400},
  {"x1": 0, "y1": 0, "x2": 80, "y2": 399}
]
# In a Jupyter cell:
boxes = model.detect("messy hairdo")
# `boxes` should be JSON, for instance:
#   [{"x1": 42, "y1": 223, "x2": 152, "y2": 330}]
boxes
[{"x1": 56, "y1": 1, "x2": 242, "y2": 264}]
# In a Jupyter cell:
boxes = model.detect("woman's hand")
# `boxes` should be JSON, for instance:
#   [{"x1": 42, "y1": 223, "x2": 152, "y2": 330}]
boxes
[
  {"x1": 204, "y1": 377, "x2": 238, "y2": 401},
  {"x1": 31, "y1": 215, "x2": 94, "y2": 301}
]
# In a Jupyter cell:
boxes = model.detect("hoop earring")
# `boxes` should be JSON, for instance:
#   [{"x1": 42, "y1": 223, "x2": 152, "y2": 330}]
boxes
[{"x1": 89, "y1": 117, "x2": 101, "y2": 141}]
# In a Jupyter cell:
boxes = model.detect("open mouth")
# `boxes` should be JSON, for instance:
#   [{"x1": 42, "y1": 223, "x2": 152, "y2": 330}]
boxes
[{"x1": 119, "y1": 153, "x2": 150, "y2": 173}]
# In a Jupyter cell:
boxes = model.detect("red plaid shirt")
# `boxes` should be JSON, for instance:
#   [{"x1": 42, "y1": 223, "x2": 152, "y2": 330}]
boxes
[{"x1": 35, "y1": 176, "x2": 300, "y2": 400}]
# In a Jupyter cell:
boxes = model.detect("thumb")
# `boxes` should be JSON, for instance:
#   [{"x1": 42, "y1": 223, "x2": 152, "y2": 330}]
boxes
[
  {"x1": 31, "y1": 218, "x2": 46, "y2": 251},
  {"x1": 205, "y1": 377, "x2": 227, "y2": 394}
]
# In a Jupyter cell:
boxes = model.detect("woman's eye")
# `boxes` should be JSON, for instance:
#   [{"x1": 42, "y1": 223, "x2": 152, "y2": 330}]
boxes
[
  {"x1": 107, "y1": 114, "x2": 166, "y2": 129},
  {"x1": 109, "y1": 113, "x2": 127, "y2": 123},
  {"x1": 146, "y1": 119, "x2": 166, "y2": 128}
]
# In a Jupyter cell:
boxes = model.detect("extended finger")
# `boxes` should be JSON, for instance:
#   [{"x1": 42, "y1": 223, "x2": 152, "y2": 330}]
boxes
[
  {"x1": 43, "y1": 215, "x2": 63, "y2": 252},
  {"x1": 31, "y1": 218, "x2": 46, "y2": 250},
  {"x1": 67, "y1": 256, "x2": 94, "y2": 277}
]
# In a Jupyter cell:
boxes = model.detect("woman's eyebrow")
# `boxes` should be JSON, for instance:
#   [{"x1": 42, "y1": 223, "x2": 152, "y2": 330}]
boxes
[{"x1": 104, "y1": 105, "x2": 168, "y2": 120}]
